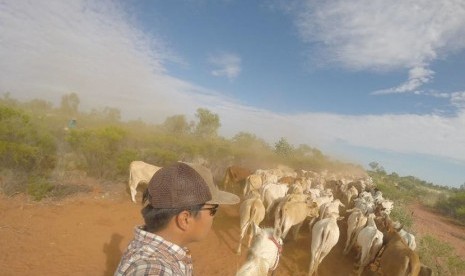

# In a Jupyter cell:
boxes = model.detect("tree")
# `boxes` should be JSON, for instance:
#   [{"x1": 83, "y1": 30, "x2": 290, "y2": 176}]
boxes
[
  {"x1": 162, "y1": 115, "x2": 191, "y2": 136},
  {"x1": 193, "y1": 108, "x2": 220, "y2": 138},
  {"x1": 369, "y1": 161, "x2": 385, "y2": 173},
  {"x1": 60, "y1": 92, "x2": 80, "y2": 116},
  {"x1": 232, "y1": 132, "x2": 269, "y2": 149},
  {"x1": 274, "y1": 137, "x2": 294, "y2": 157},
  {"x1": 102, "y1": 107, "x2": 121, "y2": 122}
]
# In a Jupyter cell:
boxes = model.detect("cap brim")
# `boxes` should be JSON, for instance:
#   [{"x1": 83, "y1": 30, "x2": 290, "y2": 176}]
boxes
[
  {"x1": 183, "y1": 161, "x2": 240, "y2": 205},
  {"x1": 207, "y1": 190, "x2": 240, "y2": 205}
]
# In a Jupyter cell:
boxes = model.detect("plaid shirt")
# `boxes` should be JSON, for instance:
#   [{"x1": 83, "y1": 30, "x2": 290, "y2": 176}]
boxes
[{"x1": 115, "y1": 226, "x2": 193, "y2": 276}]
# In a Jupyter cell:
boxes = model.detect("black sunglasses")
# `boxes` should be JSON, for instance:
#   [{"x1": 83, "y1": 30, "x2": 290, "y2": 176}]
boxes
[{"x1": 200, "y1": 204, "x2": 219, "y2": 216}]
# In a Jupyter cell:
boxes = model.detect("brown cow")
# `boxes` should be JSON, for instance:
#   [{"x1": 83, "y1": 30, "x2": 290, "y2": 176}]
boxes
[
  {"x1": 222, "y1": 166, "x2": 252, "y2": 192},
  {"x1": 278, "y1": 176, "x2": 296, "y2": 185},
  {"x1": 377, "y1": 217, "x2": 421, "y2": 276}
]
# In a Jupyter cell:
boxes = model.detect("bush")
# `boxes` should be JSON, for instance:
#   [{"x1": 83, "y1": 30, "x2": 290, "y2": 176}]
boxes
[
  {"x1": 418, "y1": 235, "x2": 465, "y2": 275},
  {"x1": 0, "y1": 105, "x2": 57, "y2": 175},
  {"x1": 0, "y1": 105, "x2": 57, "y2": 198},
  {"x1": 435, "y1": 191, "x2": 465, "y2": 223},
  {"x1": 389, "y1": 202, "x2": 413, "y2": 229},
  {"x1": 66, "y1": 126, "x2": 127, "y2": 178},
  {"x1": 27, "y1": 177, "x2": 54, "y2": 201},
  {"x1": 0, "y1": 169, "x2": 28, "y2": 196},
  {"x1": 116, "y1": 149, "x2": 139, "y2": 176}
]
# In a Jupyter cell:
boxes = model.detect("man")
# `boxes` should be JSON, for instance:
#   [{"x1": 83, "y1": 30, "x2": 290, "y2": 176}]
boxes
[{"x1": 115, "y1": 162, "x2": 240, "y2": 276}]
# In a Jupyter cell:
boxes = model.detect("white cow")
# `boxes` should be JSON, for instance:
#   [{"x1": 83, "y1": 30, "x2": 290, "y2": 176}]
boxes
[
  {"x1": 261, "y1": 183, "x2": 289, "y2": 215},
  {"x1": 343, "y1": 208, "x2": 368, "y2": 255},
  {"x1": 308, "y1": 212, "x2": 342, "y2": 276},
  {"x1": 236, "y1": 225, "x2": 283, "y2": 276},
  {"x1": 377, "y1": 199, "x2": 394, "y2": 216},
  {"x1": 353, "y1": 197, "x2": 375, "y2": 215},
  {"x1": 355, "y1": 213, "x2": 383, "y2": 275},
  {"x1": 128, "y1": 161, "x2": 161, "y2": 203},
  {"x1": 237, "y1": 192, "x2": 266, "y2": 255},
  {"x1": 393, "y1": 221, "x2": 417, "y2": 250},
  {"x1": 319, "y1": 199, "x2": 345, "y2": 220},
  {"x1": 398, "y1": 228, "x2": 416, "y2": 251}
]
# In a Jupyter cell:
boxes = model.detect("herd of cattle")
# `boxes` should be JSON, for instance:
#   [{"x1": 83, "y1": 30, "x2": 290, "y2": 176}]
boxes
[{"x1": 128, "y1": 161, "x2": 432, "y2": 276}]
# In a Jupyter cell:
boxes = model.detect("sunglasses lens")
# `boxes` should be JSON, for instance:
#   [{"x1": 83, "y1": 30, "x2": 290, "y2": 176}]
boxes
[{"x1": 210, "y1": 208, "x2": 218, "y2": 216}]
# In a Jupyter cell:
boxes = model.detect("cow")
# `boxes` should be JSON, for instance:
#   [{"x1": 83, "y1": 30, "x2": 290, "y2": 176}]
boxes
[
  {"x1": 237, "y1": 191, "x2": 266, "y2": 255},
  {"x1": 308, "y1": 212, "x2": 343, "y2": 276},
  {"x1": 243, "y1": 174, "x2": 263, "y2": 196},
  {"x1": 344, "y1": 185, "x2": 359, "y2": 207},
  {"x1": 318, "y1": 199, "x2": 345, "y2": 220},
  {"x1": 355, "y1": 213, "x2": 383, "y2": 275},
  {"x1": 376, "y1": 216, "x2": 421, "y2": 276},
  {"x1": 274, "y1": 196, "x2": 319, "y2": 240},
  {"x1": 392, "y1": 221, "x2": 417, "y2": 250},
  {"x1": 222, "y1": 165, "x2": 253, "y2": 192},
  {"x1": 128, "y1": 161, "x2": 161, "y2": 203},
  {"x1": 278, "y1": 176, "x2": 296, "y2": 185},
  {"x1": 343, "y1": 208, "x2": 367, "y2": 255},
  {"x1": 261, "y1": 183, "x2": 289, "y2": 216},
  {"x1": 236, "y1": 225, "x2": 283, "y2": 276}
]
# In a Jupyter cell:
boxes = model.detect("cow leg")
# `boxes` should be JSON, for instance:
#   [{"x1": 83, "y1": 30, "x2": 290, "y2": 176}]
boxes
[
  {"x1": 292, "y1": 222, "x2": 303, "y2": 240},
  {"x1": 236, "y1": 223, "x2": 247, "y2": 255},
  {"x1": 308, "y1": 217, "x2": 317, "y2": 231},
  {"x1": 130, "y1": 186, "x2": 137, "y2": 203},
  {"x1": 343, "y1": 229, "x2": 354, "y2": 255},
  {"x1": 281, "y1": 220, "x2": 291, "y2": 240}
]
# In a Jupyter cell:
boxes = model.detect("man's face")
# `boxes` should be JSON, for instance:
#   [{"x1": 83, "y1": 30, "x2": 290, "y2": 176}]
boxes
[{"x1": 189, "y1": 204, "x2": 217, "y2": 242}]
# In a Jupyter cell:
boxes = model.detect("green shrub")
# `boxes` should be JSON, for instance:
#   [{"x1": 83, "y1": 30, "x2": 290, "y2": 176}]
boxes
[
  {"x1": 0, "y1": 169, "x2": 28, "y2": 196},
  {"x1": 0, "y1": 105, "x2": 57, "y2": 174},
  {"x1": 418, "y1": 235, "x2": 465, "y2": 276},
  {"x1": 66, "y1": 126, "x2": 127, "y2": 178},
  {"x1": 389, "y1": 203, "x2": 413, "y2": 229},
  {"x1": 27, "y1": 177, "x2": 54, "y2": 201},
  {"x1": 435, "y1": 191, "x2": 465, "y2": 223},
  {"x1": 116, "y1": 149, "x2": 139, "y2": 175}
]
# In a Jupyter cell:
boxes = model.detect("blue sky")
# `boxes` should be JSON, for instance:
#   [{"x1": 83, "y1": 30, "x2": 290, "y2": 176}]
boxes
[{"x1": 1, "y1": 0, "x2": 465, "y2": 187}]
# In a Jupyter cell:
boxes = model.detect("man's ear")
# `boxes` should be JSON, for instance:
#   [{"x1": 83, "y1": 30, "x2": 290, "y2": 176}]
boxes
[{"x1": 175, "y1": 210, "x2": 191, "y2": 231}]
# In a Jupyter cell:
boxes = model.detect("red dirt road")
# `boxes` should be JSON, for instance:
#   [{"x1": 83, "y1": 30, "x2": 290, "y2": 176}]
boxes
[{"x1": 1, "y1": 185, "x2": 464, "y2": 276}]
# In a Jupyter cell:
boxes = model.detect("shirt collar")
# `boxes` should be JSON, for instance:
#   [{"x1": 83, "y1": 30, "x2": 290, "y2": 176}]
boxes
[{"x1": 134, "y1": 226, "x2": 191, "y2": 262}]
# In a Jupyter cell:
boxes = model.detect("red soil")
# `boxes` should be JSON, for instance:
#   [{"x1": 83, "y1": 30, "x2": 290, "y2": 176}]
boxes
[{"x1": 1, "y1": 182, "x2": 464, "y2": 276}]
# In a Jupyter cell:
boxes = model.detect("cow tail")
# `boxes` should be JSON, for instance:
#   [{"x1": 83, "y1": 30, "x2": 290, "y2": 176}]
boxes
[
  {"x1": 128, "y1": 164, "x2": 132, "y2": 187},
  {"x1": 250, "y1": 203, "x2": 257, "y2": 224},
  {"x1": 276, "y1": 205, "x2": 284, "y2": 238},
  {"x1": 317, "y1": 228, "x2": 330, "y2": 262},
  {"x1": 241, "y1": 205, "x2": 256, "y2": 237},
  {"x1": 368, "y1": 236, "x2": 381, "y2": 265}
]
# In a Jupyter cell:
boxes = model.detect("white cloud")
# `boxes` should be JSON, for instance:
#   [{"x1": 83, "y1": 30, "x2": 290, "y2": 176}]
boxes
[
  {"x1": 1, "y1": 0, "x2": 465, "y2": 179},
  {"x1": 292, "y1": 0, "x2": 465, "y2": 70},
  {"x1": 372, "y1": 66, "x2": 435, "y2": 95},
  {"x1": 450, "y1": 91, "x2": 465, "y2": 109},
  {"x1": 208, "y1": 52, "x2": 241, "y2": 80},
  {"x1": 0, "y1": 0, "x2": 201, "y2": 120},
  {"x1": 287, "y1": 0, "x2": 465, "y2": 93}
]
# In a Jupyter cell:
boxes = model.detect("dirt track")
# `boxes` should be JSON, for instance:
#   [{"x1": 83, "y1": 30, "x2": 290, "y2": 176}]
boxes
[{"x1": 1, "y1": 183, "x2": 464, "y2": 276}]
